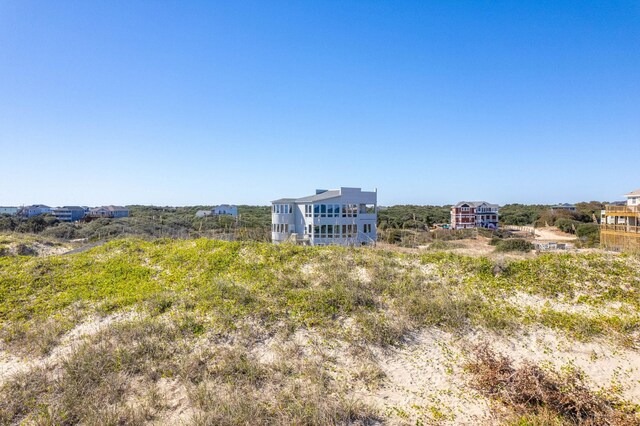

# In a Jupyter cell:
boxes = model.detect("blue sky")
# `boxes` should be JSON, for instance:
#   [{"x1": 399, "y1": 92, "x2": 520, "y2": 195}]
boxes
[{"x1": 1, "y1": 1, "x2": 638, "y2": 206}]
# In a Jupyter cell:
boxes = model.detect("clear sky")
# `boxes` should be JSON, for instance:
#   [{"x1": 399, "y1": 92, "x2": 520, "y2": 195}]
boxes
[{"x1": 1, "y1": 1, "x2": 638, "y2": 206}]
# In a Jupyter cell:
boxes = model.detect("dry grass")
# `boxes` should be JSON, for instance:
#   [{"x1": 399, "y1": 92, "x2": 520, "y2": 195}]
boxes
[
  {"x1": 0, "y1": 316, "x2": 381, "y2": 425},
  {"x1": 465, "y1": 345, "x2": 640, "y2": 425}
]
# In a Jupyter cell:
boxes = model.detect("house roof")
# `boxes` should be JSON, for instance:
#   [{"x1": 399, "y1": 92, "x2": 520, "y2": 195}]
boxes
[
  {"x1": 454, "y1": 201, "x2": 499, "y2": 208},
  {"x1": 272, "y1": 189, "x2": 342, "y2": 204},
  {"x1": 552, "y1": 203, "x2": 576, "y2": 208},
  {"x1": 56, "y1": 206, "x2": 84, "y2": 210},
  {"x1": 90, "y1": 205, "x2": 128, "y2": 212},
  {"x1": 625, "y1": 188, "x2": 640, "y2": 197},
  {"x1": 295, "y1": 190, "x2": 342, "y2": 203}
]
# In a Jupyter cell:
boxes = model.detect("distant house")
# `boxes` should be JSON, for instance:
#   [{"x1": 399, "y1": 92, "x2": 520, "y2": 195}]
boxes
[
  {"x1": 551, "y1": 203, "x2": 577, "y2": 212},
  {"x1": 601, "y1": 188, "x2": 640, "y2": 251},
  {"x1": 212, "y1": 205, "x2": 238, "y2": 217},
  {"x1": 18, "y1": 204, "x2": 51, "y2": 218},
  {"x1": 195, "y1": 205, "x2": 238, "y2": 218},
  {"x1": 52, "y1": 206, "x2": 86, "y2": 222},
  {"x1": 87, "y1": 205, "x2": 129, "y2": 219},
  {"x1": 627, "y1": 189, "x2": 640, "y2": 207},
  {"x1": 0, "y1": 207, "x2": 18, "y2": 216},
  {"x1": 450, "y1": 201, "x2": 499, "y2": 230},
  {"x1": 271, "y1": 187, "x2": 377, "y2": 246}
]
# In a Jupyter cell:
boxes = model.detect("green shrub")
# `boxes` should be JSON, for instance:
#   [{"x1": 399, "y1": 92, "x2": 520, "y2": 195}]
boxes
[{"x1": 494, "y1": 239, "x2": 534, "y2": 252}]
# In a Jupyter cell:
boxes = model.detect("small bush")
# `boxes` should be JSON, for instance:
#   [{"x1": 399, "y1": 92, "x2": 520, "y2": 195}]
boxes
[
  {"x1": 15, "y1": 243, "x2": 36, "y2": 256},
  {"x1": 494, "y1": 239, "x2": 534, "y2": 252}
]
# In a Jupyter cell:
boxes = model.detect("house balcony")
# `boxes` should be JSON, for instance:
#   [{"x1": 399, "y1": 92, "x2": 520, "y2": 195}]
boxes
[
  {"x1": 603, "y1": 205, "x2": 640, "y2": 217},
  {"x1": 600, "y1": 224, "x2": 640, "y2": 234}
]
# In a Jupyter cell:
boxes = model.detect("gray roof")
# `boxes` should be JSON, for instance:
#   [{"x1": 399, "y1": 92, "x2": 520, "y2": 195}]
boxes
[
  {"x1": 454, "y1": 201, "x2": 499, "y2": 208},
  {"x1": 55, "y1": 206, "x2": 85, "y2": 210},
  {"x1": 90, "y1": 205, "x2": 128, "y2": 212},
  {"x1": 625, "y1": 188, "x2": 640, "y2": 197},
  {"x1": 271, "y1": 198, "x2": 297, "y2": 204},
  {"x1": 295, "y1": 190, "x2": 341, "y2": 203},
  {"x1": 272, "y1": 189, "x2": 341, "y2": 204}
]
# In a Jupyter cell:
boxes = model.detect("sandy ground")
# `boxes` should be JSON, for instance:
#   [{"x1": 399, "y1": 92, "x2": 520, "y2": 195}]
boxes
[
  {"x1": 358, "y1": 328, "x2": 640, "y2": 425},
  {"x1": 533, "y1": 226, "x2": 579, "y2": 242},
  {"x1": 378, "y1": 226, "x2": 583, "y2": 258},
  {"x1": 0, "y1": 311, "x2": 138, "y2": 383},
  {"x1": 1, "y1": 314, "x2": 639, "y2": 425},
  {"x1": 0, "y1": 235, "x2": 73, "y2": 257}
]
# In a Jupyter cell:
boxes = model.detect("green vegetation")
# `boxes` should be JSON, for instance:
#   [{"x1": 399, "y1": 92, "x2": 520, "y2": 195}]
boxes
[
  {"x1": 500, "y1": 204, "x2": 548, "y2": 226},
  {"x1": 377, "y1": 205, "x2": 451, "y2": 230},
  {"x1": 1, "y1": 239, "x2": 638, "y2": 423},
  {"x1": 1, "y1": 239, "x2": 638, "y2": 349},
  {"x1": 0, "y1": 205, "x2": 271, "y2": 242},
  {"x1": 491, "y1": 238, "x2": 535, "y2": 252},
  {"x1": 500, "y1": 202, "x2": 605, "y2": 227}
]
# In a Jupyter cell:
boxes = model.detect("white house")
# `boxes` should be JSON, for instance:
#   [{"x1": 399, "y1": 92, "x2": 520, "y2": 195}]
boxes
[
  {"x1": 18, "y1": 205, "x2": 51, "y2": 218},
  {"x1": 213, "y1": 205, "x2": 238, "y2": 217},
  {"x1": 195, "y1": 205, "x2": 238, "y2": 218},
  {"x1": 626, "y1": 189, "x2": 640, "y2": 207},
  {"x1": 271, "y1": 187, "x2": 377, "y2": 246}
]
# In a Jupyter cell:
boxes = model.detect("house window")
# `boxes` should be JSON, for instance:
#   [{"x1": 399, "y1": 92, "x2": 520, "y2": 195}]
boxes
[
  {"x1": 314, "y1": 204, "x2": 320, "y2": 217},
  {"x1": 320, "y1": 204, "x2": 327, "y2": 217}
]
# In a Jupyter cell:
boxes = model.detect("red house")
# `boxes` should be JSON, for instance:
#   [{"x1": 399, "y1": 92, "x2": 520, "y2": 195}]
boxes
[{"x1": 451, "y1": 201, "x2": 499, "y2": 230}]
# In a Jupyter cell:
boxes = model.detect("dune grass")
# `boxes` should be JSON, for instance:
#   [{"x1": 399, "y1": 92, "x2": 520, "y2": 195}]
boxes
[
  {"x1": 1, "y1": 239, "x2": 639, "y2": 354},
  {"x1": 1, "y1": 238, "x2": 639, "y2": 424}
]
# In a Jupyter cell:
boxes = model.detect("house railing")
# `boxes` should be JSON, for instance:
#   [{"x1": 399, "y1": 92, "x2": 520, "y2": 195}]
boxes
[
  {"x1": 600, "y1": 224, "x2": 640, "y2": 234},
  {"x1": 604, "y1": 205, "x2": 640, "y2": 214}
]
